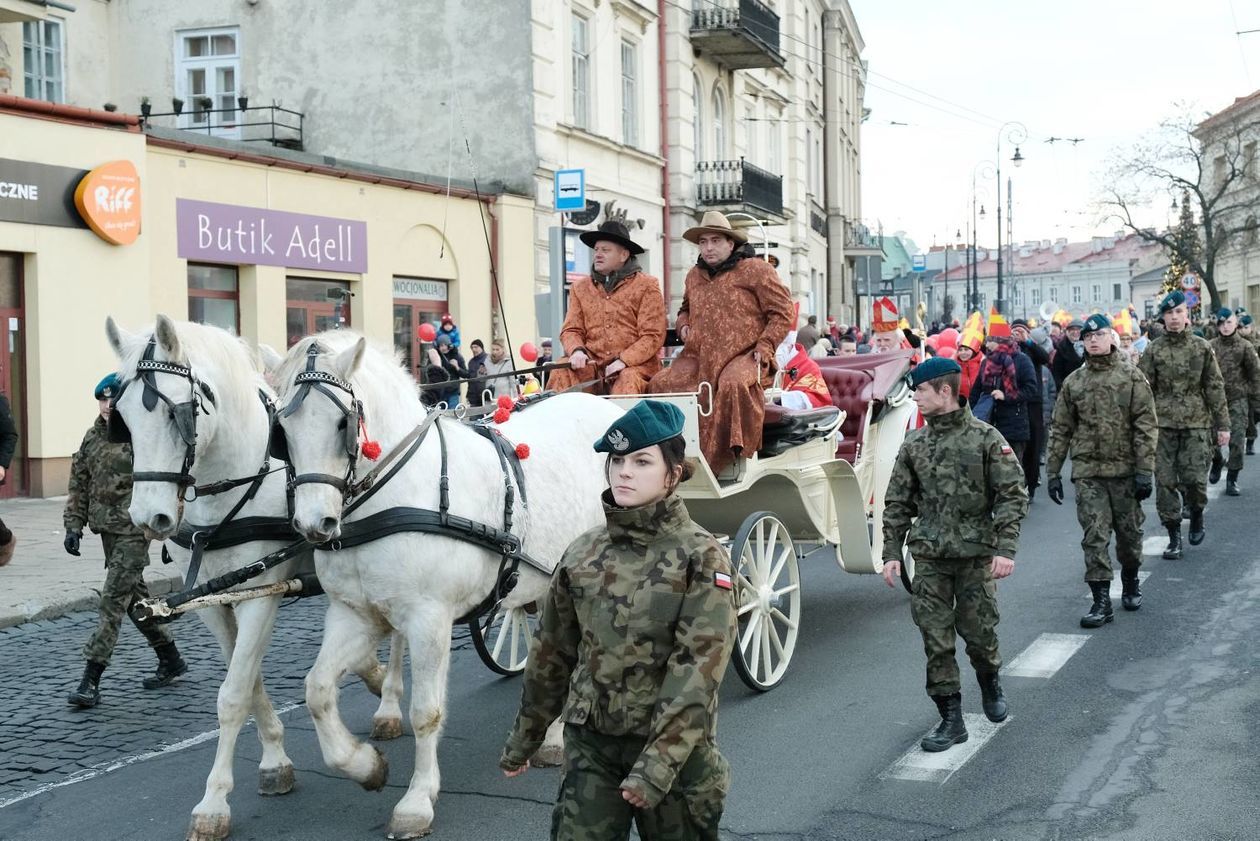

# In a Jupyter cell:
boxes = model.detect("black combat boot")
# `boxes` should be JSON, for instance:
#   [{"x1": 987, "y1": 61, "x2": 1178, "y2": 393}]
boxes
[
  {"x1": 1162, "y1": 526, "x2": 1183, "y2": 560},
  {"x1": 68, "y1": 661, "x2": 105, "y2": 708},
  {"x1": 1121, "y1": 568, "x2": 1142, "y2": 611},
  {"x1": 1188, "y1": 509, "x2": 1206, "y2": 546},
  {"x1": 977, "y1": 672, "x2": 1008, "y2": 723},
  {"x1": 921, "y1": 693, "x2": 968, "y2": 752},
  {"x1": 143, "y1": 642, "x2": 188, "y2": 690},
  {"x1": 1248, "y1": 439, "x2": 1256, "y2": 456},
  {"x1": 1080, "y1": 581, "x2": 1114, "y2": 628},
  {"x1": 1226, "y1": 470, "x2": 1241, "y2": 497},
  {"x1": 1209, "y1": 450, "x2": 1224, "y2": 484}
]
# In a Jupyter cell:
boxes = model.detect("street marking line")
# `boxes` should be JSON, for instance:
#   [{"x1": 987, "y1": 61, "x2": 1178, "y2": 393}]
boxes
[
  {"x1": 879, "y1": 714, "x2": 1008, "y2": 784},
  {"x1": 1108, "y1": 570, "x2": 1152, "y2": 600},
  {"x1": 1142, "y1": 536, "x2": 1167, "y2": 556},
  {"x1": 1002, "y1": 633, "x2": 1090, "y2": 678},
  {"x1": 0, "y1": 701, "x2": 305, "y2": 810}
]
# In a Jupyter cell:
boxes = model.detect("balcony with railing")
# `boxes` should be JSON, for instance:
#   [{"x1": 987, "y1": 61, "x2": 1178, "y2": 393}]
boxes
[
  {"x1": 690, "y1": 0, "x2": 785, "y2": 70},
  {"x1": 844, "y1": 220, "x2": 883, "y2": 256},
  {"x1": 696, "y1": 159, "x2": 784, "y2": 218},
  {"x1": 140, "y1": 103, "x2": 305, "y2": 151}
]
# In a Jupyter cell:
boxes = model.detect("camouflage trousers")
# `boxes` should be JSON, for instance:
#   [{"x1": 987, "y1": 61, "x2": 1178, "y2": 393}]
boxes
[
  {"x1": 1155, "y1": 428, "x2": 1212, "y2": 527},
  {"x1": 1211, "y1": 398, "x2": 1250, "y2": 472},
  {"x1": 911, "y1": 557, "x2": 1001, "y2": 697},
  {"x1": 1074, "y1": 477, "x2": 1143, "y2": 582},
  {"x1": 82, "y1": 533, "x2": 172, "y2": 666},
  {"x1": 551, "y1": 725, "x2": 729, "y2": 841}
]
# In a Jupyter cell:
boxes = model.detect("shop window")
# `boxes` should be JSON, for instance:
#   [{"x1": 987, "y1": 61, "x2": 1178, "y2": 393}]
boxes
[
  {"x1": 176, "y1": 26, "x2": 240, "y2": 137},
  {"x1": 22, "y1": 19, "x2": 64, "y2": 103},
  {"x1": 393, "y1": 277, "x2": 449, "y2": 381},
  {"x1": 187, "y1": 264, "x2": 239, "y2": 334},
  {"x1": 286, "y1": 277, "x2": 351, "y2": 347}
]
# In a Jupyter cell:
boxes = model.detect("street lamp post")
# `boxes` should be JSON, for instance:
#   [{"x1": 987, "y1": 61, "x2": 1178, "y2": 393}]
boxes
[
  {"x1": 994, "y1": 121, "x2": 1027, "y2": 315},
  {"x1": 971, "y1": 160, "x2": 994, "y2": 314}
]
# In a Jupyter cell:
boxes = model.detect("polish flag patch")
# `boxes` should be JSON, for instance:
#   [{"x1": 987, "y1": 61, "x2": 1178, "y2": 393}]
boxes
[
  {"x1": 1001, "y1": 445, "x2": 1013, "y2": 455},
  {"x1": 714, "y1": 571, "x2": 733, "y2": 590}
]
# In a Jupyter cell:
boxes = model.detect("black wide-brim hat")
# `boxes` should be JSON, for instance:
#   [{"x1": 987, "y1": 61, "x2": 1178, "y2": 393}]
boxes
[{"x1": 579, "y1": 220, "x2": 644, "y2": 255}]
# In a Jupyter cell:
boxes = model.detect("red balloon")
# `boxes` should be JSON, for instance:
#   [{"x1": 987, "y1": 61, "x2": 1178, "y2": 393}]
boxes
[
  {"x1": 937, "y1": 328, "x2": 959, "y2": 348},
  {"x1": 417, "y1": 323, "x2": 437, "y2": 342},
  {"x1": 925, "y1": 335, "x2": 940, "y2": 350},
  {"x1": 937, "y1": 345, "x2": 957, "y2": 359},
  {"x1": 520, "y1": 342, "x2": 538, "y2": 362}
]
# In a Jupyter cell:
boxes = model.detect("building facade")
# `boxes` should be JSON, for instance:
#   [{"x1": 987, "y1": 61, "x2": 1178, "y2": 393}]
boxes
[{"x1": 1195, "y1": 91, "x2": 1260, "y2": 314}]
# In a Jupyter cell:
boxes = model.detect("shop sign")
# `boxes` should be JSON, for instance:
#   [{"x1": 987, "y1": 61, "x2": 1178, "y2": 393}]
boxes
[
  {"x1": 176, "y1": 199, "x2": 368, "y2": 272},
  {"x1": 392, "y1": 278, "x2": 448, "y2": 300},
  {"x1": 0, "y1": 157, "x2": 89, "y2": 229},
  {"x1": 74, "y1": 160, "x2": 142, "y2": 246}
]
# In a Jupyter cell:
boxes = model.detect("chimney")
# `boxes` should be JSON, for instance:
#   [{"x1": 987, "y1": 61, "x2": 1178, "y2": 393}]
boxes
[{"x1": 1040, "y1": 239, "x2": 1051, "y2": 250}]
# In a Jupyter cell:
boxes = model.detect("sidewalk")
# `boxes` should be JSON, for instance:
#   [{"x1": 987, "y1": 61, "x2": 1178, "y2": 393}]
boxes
[{"x1": 0, "y1": 497, "x2": 182, "y2": 629}]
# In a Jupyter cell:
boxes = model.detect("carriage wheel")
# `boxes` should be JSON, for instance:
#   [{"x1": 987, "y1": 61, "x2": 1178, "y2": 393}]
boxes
[
  {"x1": 729, "y1": 512, "x2": 801, "y2": 692},
  {"x1": 900, "y1": 545, "x2": 916, "y2": 594},
  {"x1": 469, "y1": 604, "x2": 538, "y2": 676}
]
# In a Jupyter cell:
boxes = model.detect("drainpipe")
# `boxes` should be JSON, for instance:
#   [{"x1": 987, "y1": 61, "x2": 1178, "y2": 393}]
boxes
[{"x1": 658, "y1": 0, "x2": 671, "y2": 306}]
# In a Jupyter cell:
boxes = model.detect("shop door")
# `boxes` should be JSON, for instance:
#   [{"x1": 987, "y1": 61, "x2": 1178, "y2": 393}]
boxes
[
  {"x1": 0, "y1": 254, "x2": 26, "y2": 498},
  {"x1": 286, "y1": 278, "x2": 352, "y2": 347},
  {"x1": 393, "y1": 299, "x2": 447, "y2": 380}
]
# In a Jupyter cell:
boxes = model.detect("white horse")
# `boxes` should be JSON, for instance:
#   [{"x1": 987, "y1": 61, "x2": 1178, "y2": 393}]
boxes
[
  {"x1": 271, "y1": 331, "x2": 623, "y2": 839},
  {"x1": 105, "y1": 316, "x2": 406, "y2": 841}
]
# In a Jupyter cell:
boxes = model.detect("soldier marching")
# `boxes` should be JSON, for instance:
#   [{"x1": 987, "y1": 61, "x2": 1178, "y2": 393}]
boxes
[{"x1": 1208, "y1": 308, "x2": 1260, "y2": 496}]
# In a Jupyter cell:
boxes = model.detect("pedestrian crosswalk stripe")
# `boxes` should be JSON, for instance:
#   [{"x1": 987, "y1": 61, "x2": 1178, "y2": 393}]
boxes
[
  {"x1": 1108, "y1": 570, "x2": 1151, "y2": 600},
  {"x1": 879, "y1": 714, "x2": 1009, "y2": 784},
  {"x1": 1002, "y1": 633, "x2": 1090, "y2": 678},
  {"x1": 1142, "y1": 536, "x2": 1167, "y2": 556}
]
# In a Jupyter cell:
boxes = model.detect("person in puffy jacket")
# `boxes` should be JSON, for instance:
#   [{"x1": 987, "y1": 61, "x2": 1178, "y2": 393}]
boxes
[
  {"x1": 970, "y1": 334, "x2": 1039, "y2": 460},
  {"x1": 955, "y1": 334, "x2": 984, "y2": 404}
]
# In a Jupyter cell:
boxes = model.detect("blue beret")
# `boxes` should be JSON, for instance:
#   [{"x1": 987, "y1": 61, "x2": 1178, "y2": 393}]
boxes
[
  {"x1": 909, "y1": 357, "x2": 961, "y2": 388},
  {"x1": 594, "y1": 400, "x2": 685, "y2": 454},
  {"x1": 94, "y1": 373, "x2": 121, "y2": 400},
  {"x1": 1216, "y1": 307, "x2": 1234, "y2": 322},
  {"x1": 1157, "y1": 290, "x2": 1186, "y2": 314},
  {"x1": 1242, "y1": 315, "x2": 1255, "y2": 326},
  {"x1": 1081, "y1": 313, "x2": 1112, "y2": 336}
]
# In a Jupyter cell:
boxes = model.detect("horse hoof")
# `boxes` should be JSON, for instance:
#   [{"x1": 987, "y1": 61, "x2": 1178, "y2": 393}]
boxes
[
  {"x1": 361, "y1": 746, "x2": 390, "y2": 791},
  {"x1": 372, "y1": 717, "x2": 404, "y2": 741},
  {"x1": 186, "y1": 813, "x2": 230, "y2": 841},
  {"x1": 258, "y1": 762, "x2": 295, "y2": 796},
  {"x1": 532, "y1": 743, "x2": 565, "y2": 768},
  {"x1": 386, "y1": 813, "x2": 433, "y2": 839}
]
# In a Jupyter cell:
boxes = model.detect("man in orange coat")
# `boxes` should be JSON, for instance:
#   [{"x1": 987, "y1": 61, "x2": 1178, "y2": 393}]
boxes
[
  {"x1": 548, "y1": 220, "x2": 667, "y2": 395},
  {"x1": 650, "y1": 211, "x2": 794, "y2": 472}
]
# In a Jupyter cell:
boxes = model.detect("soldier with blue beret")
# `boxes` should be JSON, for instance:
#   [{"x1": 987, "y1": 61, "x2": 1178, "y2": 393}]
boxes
[
  {"x1": 1240, "y1": 313, "x2": 1260, "y2": 453},
  {"x1": 65, "y1": 374, "x2": 186, "y2": 708},
  {"x1": 883, "y1": 355, "x2": 1028, "y2": 751},
  {"x1": 1208, "y1": 307, "x2": 1260, "y2": 496},
  {"x1": 504, "y1": 399, "x2": 737, "y2": 840}
]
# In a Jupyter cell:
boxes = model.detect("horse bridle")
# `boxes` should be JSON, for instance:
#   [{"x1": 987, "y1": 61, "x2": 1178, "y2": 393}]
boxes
[{"x1": 274, "y1": 343, "x2": 364, "y2": 497}]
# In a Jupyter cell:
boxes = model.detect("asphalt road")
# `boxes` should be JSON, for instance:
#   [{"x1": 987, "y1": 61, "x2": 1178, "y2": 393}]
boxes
[{"x1": 2, "y1": 468, "x2": 1258, "y2": 841}]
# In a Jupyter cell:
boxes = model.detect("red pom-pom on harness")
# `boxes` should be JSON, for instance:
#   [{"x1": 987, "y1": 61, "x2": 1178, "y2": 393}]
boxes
[
  {"x1": 493, "y1": 408, "x2": 511, "y2": 424},
  {"x1": 497, "y1": 395, "x2": 515, "y2": 410},
  {"x1": 515, "y1": 443, "x2": 530, "y2": 460},
  {"x1": 357, "y1": 417, "x2": 382, "y2": 460}
]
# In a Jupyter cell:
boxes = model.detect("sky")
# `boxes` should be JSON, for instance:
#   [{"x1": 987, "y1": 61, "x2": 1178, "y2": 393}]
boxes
[{"x1": 849, "y1": 0, "x2": 1260, "y2": 252}]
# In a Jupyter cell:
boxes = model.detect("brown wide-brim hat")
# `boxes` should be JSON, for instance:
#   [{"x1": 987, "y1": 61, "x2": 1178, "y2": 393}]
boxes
[
  {"x1": 683, "y1": 210, "x2": 748, "y2": 245},
  {"x1": 579, "y1": 220, "x2": 644, "y2": 255}
]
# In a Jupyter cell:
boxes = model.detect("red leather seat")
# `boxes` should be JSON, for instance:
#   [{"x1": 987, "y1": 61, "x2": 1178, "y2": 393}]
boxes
[{"x1": 818, "y1": 366, "x2": 875, "y2": 463}]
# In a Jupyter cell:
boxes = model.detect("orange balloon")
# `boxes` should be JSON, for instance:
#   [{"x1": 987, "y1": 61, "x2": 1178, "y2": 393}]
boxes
[
  {"x1": 520, "y1": 342, "x2": 538, "y2": 362},
  {"x1": 417, "y1": 323, "x2": 437, "y2": 342}
]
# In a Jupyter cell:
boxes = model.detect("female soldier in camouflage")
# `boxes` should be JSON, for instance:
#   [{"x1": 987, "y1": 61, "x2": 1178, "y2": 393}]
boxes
[{"x1": 501, "y1": 400, "x2": 737, "y2": 841}]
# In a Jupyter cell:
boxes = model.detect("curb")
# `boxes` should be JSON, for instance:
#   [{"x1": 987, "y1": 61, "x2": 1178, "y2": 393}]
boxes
[{"x1": 0, "y1": 569, "x2": 185, "y2": 630}]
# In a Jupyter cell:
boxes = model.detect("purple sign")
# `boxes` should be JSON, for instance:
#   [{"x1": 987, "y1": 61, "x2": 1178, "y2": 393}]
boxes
[{"x1": 176, "y1": 198, "x2": 367, "y2": 272}]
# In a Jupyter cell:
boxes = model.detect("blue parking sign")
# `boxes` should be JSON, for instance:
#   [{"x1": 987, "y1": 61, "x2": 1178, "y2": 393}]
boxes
[{"x1": 555, "y1": 169, "x2": 585, "y2": 212}]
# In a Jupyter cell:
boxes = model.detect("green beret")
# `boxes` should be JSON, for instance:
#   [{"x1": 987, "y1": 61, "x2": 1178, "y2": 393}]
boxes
[
  {"x1": 1081, "y1": 313, "x2": 1112, "y2": 337},
  {"x1": 909, "y1": 357, "x2": 961, "y2": 388},
  {"x1": 594, "y1": 400, "x2": 685, "y2": 454},
  {"x1": 1158, "y1": 290, "x2": 1186, "y2": 314},
  {"x1": 94, "y1": 373, "x2": 121, "y2": 400},
  {"x1": 1242, "y1": 315, "x2": 1254, "y2": 326},
  {"x1": 1216, "y1": 307, "x2": 1234, "y2": 322}
]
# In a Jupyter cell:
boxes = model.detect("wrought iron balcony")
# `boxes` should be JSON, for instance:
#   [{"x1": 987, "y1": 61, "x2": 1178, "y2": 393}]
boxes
[
  {"x1": 844, "y1": 220, "x2": 883, "y2": 256},
  {"x1": 696, "y1": 159, "x2": 783, "y2": 218},
  {"x1": 690, "y1": 0, "x2": 785, "y2": 70},
  {"x1": 140, "y1": 104, "x2": 305, "y2": 151}
]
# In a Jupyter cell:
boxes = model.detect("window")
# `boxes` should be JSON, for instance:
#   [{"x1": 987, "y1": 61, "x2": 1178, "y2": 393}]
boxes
[
  {"x1": 286, "y1": 278, "x2": 351, "y2": 347},
  {"x1": 767, "y1": 110, "x2": 781, "y2": 173},
  {"x1": 176, "y1": 27, "x2": 240, "y2": 136},
  {"x1": 572, "y1": 15, "x2": 590, "y2": 129},
  {"x1": 692, "y1": 73, "x2": 704, "y2": 160},
  {"x1": 1071, "y1": 285, "x2": 1082, "y2": 304},
  {"x1": 1048, "y1": 286, "x2": 1058, "y2": 302},
  {"x1": 1112, "y1": 283, "x2": 1122, "y2": 300},
  {"x1": 712, "y1": 87, "x2": 726, "y2": 159},
  {"x1": 814, "y1": 134, "x2": 823, "y2": 197},
  {"x1": 1092, "y1": 284, "x2": 1101, "y2": 302},
  {"x1": 745, "y1": 107, "x2": 757, "y2": 164},
  {"x1": 22, "y1": 19, "x2": 64, "y2": 103},
  {"x1": 806, "y1": 128, "x2": 813, "y2": 194},
  {"x1": 188, "y1": 264, "x2": 239, "y2": 333},
  {"x1": 621, "y1": 41, "x2": 638, "y2": 147}
]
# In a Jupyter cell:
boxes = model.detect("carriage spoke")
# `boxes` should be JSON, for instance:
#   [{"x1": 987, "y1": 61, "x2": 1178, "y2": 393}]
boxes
[
  {"x1": 747, "y1": 617, "x2": 764, "y2": 677},
  {"x1": 773, "y1": 583, "x2": 800, "y2": 598},
  {"x1": 759, "y1": 622, "x2": 773, "y2": 681},
  {"x1": 768, "y1": 543, "x2": 793, "y2": 587},
  {"x1": 737, "y1": 600, "x2": 757, "y2": 617},
  {"x1": 490, "y1": 612, "x2": 509, "y2": 661},
  {"x1": 768, "y1": 619, "x2": 786, "y2": 659},
  {"x1": 740, "y1": 612, "x2": 763, "y2": 654},
  {"x1": 509, "y1": 611, "x2": 521, "y2": 668},
  {"x1": 770, "y1": 606, "x2": 798, "y2": 630}
]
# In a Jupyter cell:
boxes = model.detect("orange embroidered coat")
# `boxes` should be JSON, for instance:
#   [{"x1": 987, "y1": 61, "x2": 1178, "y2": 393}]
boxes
[{"x1": 557, "y1": 271, "x2": 667, "y2": 381}]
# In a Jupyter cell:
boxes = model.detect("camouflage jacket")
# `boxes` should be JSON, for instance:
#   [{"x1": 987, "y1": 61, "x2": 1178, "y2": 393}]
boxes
[
  {"x1": 1046, "y1": 350, "x2": 1157, "y2": 480},
  {"x1": 1209, "y1": 331, "x2": 1260, "y2": 404},
  {"x1": 1137, "y1": 329, "x2": 1229, "y2": 431},
  {"x1": 502, "y1": 493, "x2": 736, "y2": 806},
  {"x1": 881, "y1": 406, "x2": 1028, "y2": 562},
  {"x1": 63, "y1": 416, "x2": 142, "y2": 536}
]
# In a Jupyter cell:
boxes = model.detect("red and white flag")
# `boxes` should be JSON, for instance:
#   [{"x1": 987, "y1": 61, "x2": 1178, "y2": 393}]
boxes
[{"x1": 714, "y1": 571, "x2": 733, "y2": 590}]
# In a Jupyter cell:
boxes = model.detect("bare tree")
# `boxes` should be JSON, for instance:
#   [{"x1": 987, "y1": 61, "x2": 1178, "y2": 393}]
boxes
[{"x1": 1100, "y1": 108, "x2": 1260, "y2": 311}]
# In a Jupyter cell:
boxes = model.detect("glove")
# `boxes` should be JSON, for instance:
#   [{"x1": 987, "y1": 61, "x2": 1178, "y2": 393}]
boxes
[
  {"x1": 1134, "y1": 473, "x2": 1153, "y2": 501},
  {"x1": 63, "y1": 530, "x2": 82, "y2": 556},
  {"x1": 1047, "y1": 477, "x2": 1064, "y2": 505}
]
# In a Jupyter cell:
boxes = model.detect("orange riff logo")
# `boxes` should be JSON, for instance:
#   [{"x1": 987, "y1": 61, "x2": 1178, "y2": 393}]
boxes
[{"x1": 74, "y1": 160, "x2": 142, "y2": 246}]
